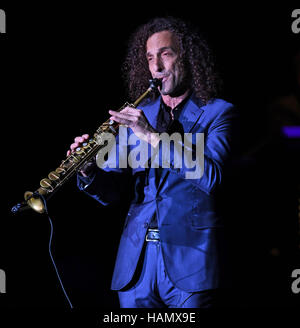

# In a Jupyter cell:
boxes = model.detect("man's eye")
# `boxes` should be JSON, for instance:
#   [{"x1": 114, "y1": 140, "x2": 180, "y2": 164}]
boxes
[
  {"x1": 162, "y1": 52, "x2": 171, "y2": 57},
  {"x1": 147, "y1": 57, "x2": 153, "y2": 61}
]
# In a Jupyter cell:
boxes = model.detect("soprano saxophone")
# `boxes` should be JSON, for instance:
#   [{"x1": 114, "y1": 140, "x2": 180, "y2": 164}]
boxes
[{"x1": 12, "y1": 79, "x2": 161, "y2": 214}]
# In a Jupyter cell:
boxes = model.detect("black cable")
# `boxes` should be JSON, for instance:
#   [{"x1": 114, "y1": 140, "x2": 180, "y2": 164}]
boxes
[{"x1": 37, "y1": 193, "x2": 74, "y2": 309}]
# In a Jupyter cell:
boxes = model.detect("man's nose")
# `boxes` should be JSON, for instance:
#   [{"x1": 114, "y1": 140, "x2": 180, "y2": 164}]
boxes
[{"x1": 153, "y1": 56, "x2": 164, "y2": 72}]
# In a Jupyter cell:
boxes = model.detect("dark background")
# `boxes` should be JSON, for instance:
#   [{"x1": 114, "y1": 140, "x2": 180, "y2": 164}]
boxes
[{"x1": 0, "y1": 1, "x2": 299, "y2": 317}]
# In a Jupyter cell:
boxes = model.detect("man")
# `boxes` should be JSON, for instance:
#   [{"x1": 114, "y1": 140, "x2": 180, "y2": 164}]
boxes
[{"x1": 69, "y1": 17, "x2": 238, "y2": 308}]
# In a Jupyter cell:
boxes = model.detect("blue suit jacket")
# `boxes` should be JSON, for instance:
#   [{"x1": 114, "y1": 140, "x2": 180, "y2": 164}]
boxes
[{"x1": 78, "y1": 94, "x2": 238, "y2": 292}]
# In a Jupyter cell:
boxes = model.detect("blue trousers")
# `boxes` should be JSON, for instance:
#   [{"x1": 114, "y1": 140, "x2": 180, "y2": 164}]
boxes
[{"x1": 118, "y1": 241, "x2": 221, "y2": 308}]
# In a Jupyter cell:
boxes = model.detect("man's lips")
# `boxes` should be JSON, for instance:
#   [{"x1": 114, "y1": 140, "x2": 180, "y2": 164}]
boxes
[{"x1": 156, "y1": 75, "x2": 169, "y2": 82}]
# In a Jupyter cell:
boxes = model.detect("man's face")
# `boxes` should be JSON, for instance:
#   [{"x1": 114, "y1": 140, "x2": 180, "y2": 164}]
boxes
[{"x1": 146, "y1": 30, "x2": 185, "y2": 96}]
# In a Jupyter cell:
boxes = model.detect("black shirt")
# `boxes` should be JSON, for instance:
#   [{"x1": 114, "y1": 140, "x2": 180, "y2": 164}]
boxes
[{"x1": 148, "y1": 96, "x2": 189, "y2": 229}]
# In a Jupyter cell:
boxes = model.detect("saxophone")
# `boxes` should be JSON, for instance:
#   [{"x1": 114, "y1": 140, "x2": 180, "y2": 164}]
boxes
[{"x1": 12, "y1": 79, "x2": 161, "y2": 214}]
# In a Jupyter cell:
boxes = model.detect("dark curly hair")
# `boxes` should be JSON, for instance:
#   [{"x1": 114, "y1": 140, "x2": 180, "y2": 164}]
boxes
[{"x1": 122, "y1": 16, "x2": 222, "y2": 104}]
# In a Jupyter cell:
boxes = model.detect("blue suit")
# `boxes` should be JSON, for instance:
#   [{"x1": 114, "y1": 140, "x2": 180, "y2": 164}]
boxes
[{"x1": 78, "y1": 94, "x2": 238, "y2": 293}]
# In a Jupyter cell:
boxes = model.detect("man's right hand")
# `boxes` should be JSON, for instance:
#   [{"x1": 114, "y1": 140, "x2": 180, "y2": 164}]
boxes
[
  {"x1": 67, "y1": 134, "x2": 96, "y2": 177},
  {"x1": 67, "y1": 133, "x2": 90, "y2": 156}
]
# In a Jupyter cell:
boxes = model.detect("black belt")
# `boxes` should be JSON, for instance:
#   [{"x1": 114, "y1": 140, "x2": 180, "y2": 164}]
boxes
[{"x1": 145, "y1": 228, "x2": 160, "y2": 242}]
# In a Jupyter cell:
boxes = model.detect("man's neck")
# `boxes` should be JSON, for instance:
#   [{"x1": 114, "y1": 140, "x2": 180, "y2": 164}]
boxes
[{"x1": 161, "y1": 89, "x2": 190, "y2": 109}]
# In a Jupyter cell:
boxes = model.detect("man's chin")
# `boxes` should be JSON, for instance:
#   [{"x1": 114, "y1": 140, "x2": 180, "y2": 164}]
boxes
[
  {"x1": 160, "y1": 85, "x2": 173, "y2": 95},
  {"x1": 160, "y1": 89, "x2": 169, "y2": 96}
]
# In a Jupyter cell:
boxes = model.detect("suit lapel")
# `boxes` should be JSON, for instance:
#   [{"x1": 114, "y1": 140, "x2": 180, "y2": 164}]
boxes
[
  {"x1": 157, "y1": 94, "x2": 205, "y2": 190},
  {"x1": 141, "y1": 97, "x2": 161, "y2": 130},
  {"x1": 141, "y1": 93, "x2": 204, "y2": 133},
  {"x1": 179, "y1": 93, "x2": 204, "y2": 133}
]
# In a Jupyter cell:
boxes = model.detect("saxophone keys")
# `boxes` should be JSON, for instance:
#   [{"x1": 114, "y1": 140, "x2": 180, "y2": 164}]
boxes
[
  {"x1": 37, "y1": 187, "x2": 48, "y2": 196},
  {"x1": 48, "y1": 171, "x2": 60, "y2": 181},
  {"x1": 55, "y1": 167, "x2": 65, "y2": 174},
  {"x1": 87, "y1": 138, "x2": 96, "y2": 147},
  {"x1": 75, "y1": 147, "x2": 84, "y2": 155},
  {"x1": 40, "y1": 178, "x2": 53, "y2": 190},
  {"x1": 82, "y1": 142, "x2": 91, "y2": 150}
]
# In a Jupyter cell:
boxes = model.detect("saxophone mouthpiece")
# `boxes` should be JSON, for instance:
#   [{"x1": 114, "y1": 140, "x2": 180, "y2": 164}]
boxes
[{"x1": 149, "y1": 78, "x2": 162, "y2": 90}]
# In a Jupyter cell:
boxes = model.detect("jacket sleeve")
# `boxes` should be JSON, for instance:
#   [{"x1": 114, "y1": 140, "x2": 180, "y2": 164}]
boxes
[
  {"x1": 77, "y1": 130, "x2": 133, "y2": 206},
  {"x1": 77, "y1": 167, "x2": 132, "y2": 206}
]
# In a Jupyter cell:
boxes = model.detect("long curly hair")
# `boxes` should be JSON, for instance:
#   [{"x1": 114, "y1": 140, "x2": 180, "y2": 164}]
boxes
[{"x1": 122, "y1": 16, "x2": 222, "y2": 104}]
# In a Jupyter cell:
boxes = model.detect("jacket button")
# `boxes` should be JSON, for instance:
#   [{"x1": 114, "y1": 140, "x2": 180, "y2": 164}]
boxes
[
  {"x1": 156, "y1": 196, "x2": 162, "y2": 201},
  {"x1": 144, "y1": 222, "x2": 149, "y2": 228}
]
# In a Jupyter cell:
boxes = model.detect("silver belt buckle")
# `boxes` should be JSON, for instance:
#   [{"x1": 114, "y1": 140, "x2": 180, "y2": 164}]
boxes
[{"x1": 146, "y1": 228, "x2": 160, "y2": 242}]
